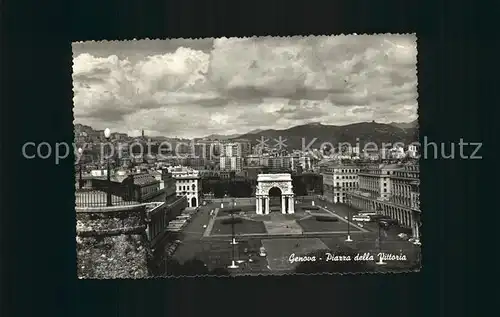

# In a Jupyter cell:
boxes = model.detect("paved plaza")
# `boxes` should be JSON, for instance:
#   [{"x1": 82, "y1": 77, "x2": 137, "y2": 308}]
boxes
[
  {"x1": 170, "y1": 198, "x2": 421, "y2": 275},
  {"x1": 204, "y1": 203, "x2": 366, "y2": 238}
]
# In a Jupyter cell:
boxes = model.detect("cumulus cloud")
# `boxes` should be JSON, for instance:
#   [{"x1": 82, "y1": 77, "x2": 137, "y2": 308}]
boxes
[{"x1": 72, "y1": 34, "x2": 418, "y2": 138}]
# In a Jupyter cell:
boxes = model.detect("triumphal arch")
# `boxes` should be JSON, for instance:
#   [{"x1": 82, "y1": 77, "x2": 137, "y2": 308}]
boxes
[{"x1": 255, "y1": 173, "x2": 295, "y2": 214}]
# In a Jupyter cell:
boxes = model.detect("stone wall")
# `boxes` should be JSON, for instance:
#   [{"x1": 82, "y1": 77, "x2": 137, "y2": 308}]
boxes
[{"x1": 76, "y1": 204, "x2": 151, "y2": 279}]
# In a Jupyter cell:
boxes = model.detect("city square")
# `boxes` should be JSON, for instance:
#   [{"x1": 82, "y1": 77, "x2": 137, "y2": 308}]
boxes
[
  {"x1": 73, "y1": 35, "x2": 421, "y2": 278},
  {"x1": 170, "y1": 196, "x2": 421, "y2": 275}
]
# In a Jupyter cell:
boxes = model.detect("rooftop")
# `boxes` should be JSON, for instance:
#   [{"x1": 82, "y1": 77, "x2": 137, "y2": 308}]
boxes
[
  {"x1": 361, "y1": 163, "x2": 403, "y2": 171},
  {"x1": 75, "y1": 190, "x2": 139, "y2": 207},
  {"x1": 132, "y1": 174, "x2": 159, "y2": 186}
]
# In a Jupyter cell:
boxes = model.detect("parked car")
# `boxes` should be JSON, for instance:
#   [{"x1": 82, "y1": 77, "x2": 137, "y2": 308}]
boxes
[
  {"x1": 358, "y1": 212, "x2": 378, "y2": 216},
  {"x1": 352, "y1": 214, "x2": 371, "y2": 222},
  {"x1": 369, "y1": 214, "x2": 392, "y2": 221},
  {"x1": 398, "y1": 233, "x2": 409, "y2": 239},
  {"x1": 379, "y1": 219, "x2": 398, "y2": 228}
]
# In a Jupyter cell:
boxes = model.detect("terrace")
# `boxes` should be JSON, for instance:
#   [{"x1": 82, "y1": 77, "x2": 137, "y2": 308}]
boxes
[{"x1": 76, "y1": 181, "x2": 188, "y2": 278}]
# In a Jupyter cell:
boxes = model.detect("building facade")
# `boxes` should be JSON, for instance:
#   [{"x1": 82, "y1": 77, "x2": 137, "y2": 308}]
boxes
[
  {"x1": 220, "y1": 156, "x2": 243, "y2": 172},
  {"x1": 131, "y1": 173, "x2": 162, "y2": 201},
  {"x1": 357, "y1": 164, "x2": 400, "y2": 201},
  {"x1": 169, "y1": 166, "x2": 202, "y2": 208},
  {"x1": 219, "y1": 142, "x2": 244, "y2": 171},
  {"x1": 347, "y1": 162, "x2": 421, "y2": 242},
  {"x1": 320, "y1": 163, "x2": 360, "y2": 203},
  {"x1": 268, "y1": 156, "x2": 291, "y2": 170}
]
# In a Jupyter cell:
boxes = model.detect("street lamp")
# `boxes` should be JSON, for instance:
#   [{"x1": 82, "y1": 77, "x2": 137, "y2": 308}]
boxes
[
  {"x1": 345, "y1": 206, "x2": 353, "y2": 242},
  {"x1": 77, "y1": 147, "x2": 84, "y2": 189},
  {"x1": 230, "y1": 198, "x2": 238, "y2": 245},
  {"x1": 376, "y1": 207, "x2": 386, "y2": 265},
  {"x1": 223, "y1": 198, "x2": 242, "y2": 269},
  {"x1": 104, "y1": 128, "x2": 112, "y2": 206}
]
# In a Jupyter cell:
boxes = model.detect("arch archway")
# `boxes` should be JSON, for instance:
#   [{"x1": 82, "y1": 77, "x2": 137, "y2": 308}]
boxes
[
  {"x1": 268, "y1": 187, "x2": 282, "y2": 212},
  {"x1": 255, "y1": 174, "x2": 295, "y2": 215},
  {"x1": 191, "y1": 197, "x2": 197, "y2": 208}
]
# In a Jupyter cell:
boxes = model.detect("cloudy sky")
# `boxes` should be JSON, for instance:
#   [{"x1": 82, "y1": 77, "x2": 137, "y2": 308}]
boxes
[{"x1": 72, "y1": 35, "x2": 417, "y2": 138}]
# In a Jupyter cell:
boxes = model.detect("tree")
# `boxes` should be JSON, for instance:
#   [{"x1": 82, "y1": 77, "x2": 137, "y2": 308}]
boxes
[
  {"x1": 213, "y1": 182, "x2": 225, "y2": 198},
  {"x1": 292, "y1": 176, "x2": 307, "y2": 196}
]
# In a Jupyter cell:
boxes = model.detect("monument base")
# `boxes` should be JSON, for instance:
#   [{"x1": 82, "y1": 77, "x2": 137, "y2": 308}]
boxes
[{"x1": 228, "y1": 261, "x2": 239, "y2": 269}]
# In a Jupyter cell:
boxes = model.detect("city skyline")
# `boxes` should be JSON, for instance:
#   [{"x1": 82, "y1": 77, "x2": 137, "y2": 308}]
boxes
[{"x1": 72, "y1": 35, "x2": 418, "y2": 139}]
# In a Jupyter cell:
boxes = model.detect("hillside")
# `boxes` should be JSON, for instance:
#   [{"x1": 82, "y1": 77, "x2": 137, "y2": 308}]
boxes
[
  {"x1": 233, "y1": 121, "x2": 418, "y2": 150},
  {"x1": 389, "y1": 119, "x2": 418, "y2": 130}
]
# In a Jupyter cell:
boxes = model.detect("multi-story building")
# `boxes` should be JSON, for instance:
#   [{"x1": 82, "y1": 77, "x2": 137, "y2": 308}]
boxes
[
  {"x1": 268, "y1": 156, "x2": 291, "y2": 170},
  {"x1": 193, "y1": 141, "x2": 215, "y2": 160},
  {"x1": 390, "y1": 164, "x2": 419, "y2": 207},
  {"x1": 220, "y1": 156, "x2": 243, "y2": 172},
  {"x1": 131, "y1": 173, "x2": 162, "y2": 201},
  {"x1": 151, "y1": 170, "x2": 164, "y2": 189},
  {"x1": 90, "y1": 169, "x2": 109, "y2": 177},
  {"x1": 357, "y1": 164, "x2": 400, "y2": 201},
  {"x1": 352, "y1": 146, "x2": 360, "y2": 156},
  {"x1": 220, "y1": 142, "x2": 242, "y2": 157},
  {"x1": 347, "y1": 162, "x2": 421, "y2": 242},
  {"x1": 407, "y1": 144, "x2": 419, "y2": 158},
  {"x1": 389, "y1": 146, "x2": 406, "y2": 159},
  {"x1": 219, "y1": 142, "x2": 244, "y2": 171},
  {"x1": 320, "y1": 163, "x2": 360, "y2": 203},
  {"x1": 231, "y1": 139, "x2": 252, "y2": 157},
  {"x1": 362, "y1": 148, "x2": 380, "y2": 160},
  {"x1": 168, "y1": 166, "x2": 202, "y2": 208},
  {"x1": 245, "y1": 154, "x2": 262, "y2": 167}
]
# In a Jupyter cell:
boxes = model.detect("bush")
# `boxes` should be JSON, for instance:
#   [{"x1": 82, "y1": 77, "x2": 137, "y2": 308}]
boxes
[
  {"x1": 221, "y1": 217, "x2": 243, "y2": 225},
  {"x1": 303, "y1": 206, "x2": 320, "y2": 211},
  {"x1": 315, "y1": 215, "x2": 338, "y2": 222}
]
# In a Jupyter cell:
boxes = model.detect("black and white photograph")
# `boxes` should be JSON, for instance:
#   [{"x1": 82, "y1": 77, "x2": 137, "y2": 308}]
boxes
[{"x1": 73, "y1": 34, "x2": 421, "y2": 278}]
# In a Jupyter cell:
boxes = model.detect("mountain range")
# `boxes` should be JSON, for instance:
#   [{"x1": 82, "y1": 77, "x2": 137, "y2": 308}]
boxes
[
  {"x1": 228, "y1": 120, "x2": 418, "y2": 150},
  {"x1": 202, "y1": 128, "x2": 264, "y2": 140},
  {"x1": 75, "y1": 120, "x2": 418, "y2": 150}
]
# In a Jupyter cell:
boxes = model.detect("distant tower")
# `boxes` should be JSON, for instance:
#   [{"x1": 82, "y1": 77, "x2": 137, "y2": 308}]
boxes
[{"x1": 141, "y1": 130, "x2": 145, "y2": 138}]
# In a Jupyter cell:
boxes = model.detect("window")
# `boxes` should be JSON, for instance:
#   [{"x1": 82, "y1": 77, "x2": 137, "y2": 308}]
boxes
[{"x1": 384, "y1": 189, "x2": 387, "y2": 192}]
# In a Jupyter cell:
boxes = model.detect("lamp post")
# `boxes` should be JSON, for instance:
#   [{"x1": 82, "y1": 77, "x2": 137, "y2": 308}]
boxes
[
  {"x1": 376, "y1": 207, "x2": 386, "y2": 265},
  {"x1": 104, "y1": 128, "x2": 112, "y2": 206},
  {"x1": 230, "y1": 198, "x2": 238, "y2": 245},
  {"x1": 345, "y1": 206, "x2": 353, "y2": 242},
  {"x1": 225, "y1": 198, "x2": 241, "y2": 269},
  {"x1": 77, "y1": 147, "x2": 84, "y2": 189}
]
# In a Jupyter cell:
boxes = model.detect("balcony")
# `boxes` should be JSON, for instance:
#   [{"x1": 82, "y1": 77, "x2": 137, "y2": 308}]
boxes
[
  {"x1": 76, "y1": 197, "x2": 188, "y2": 279},
  {"x1": 75, "y1": 188, "x2": 138, "y2": 207}
]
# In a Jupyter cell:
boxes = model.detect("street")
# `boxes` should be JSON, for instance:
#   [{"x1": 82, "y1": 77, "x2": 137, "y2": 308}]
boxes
[
  {"x1": 315, "y1": 198, "x2": 420, "y2": 263},
  {"x1": 170, "y1": 198, "x2": 421, "y2": 273},
  {"x1": 316, "y1": 198, "x2": 413, "y2": 238}
]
